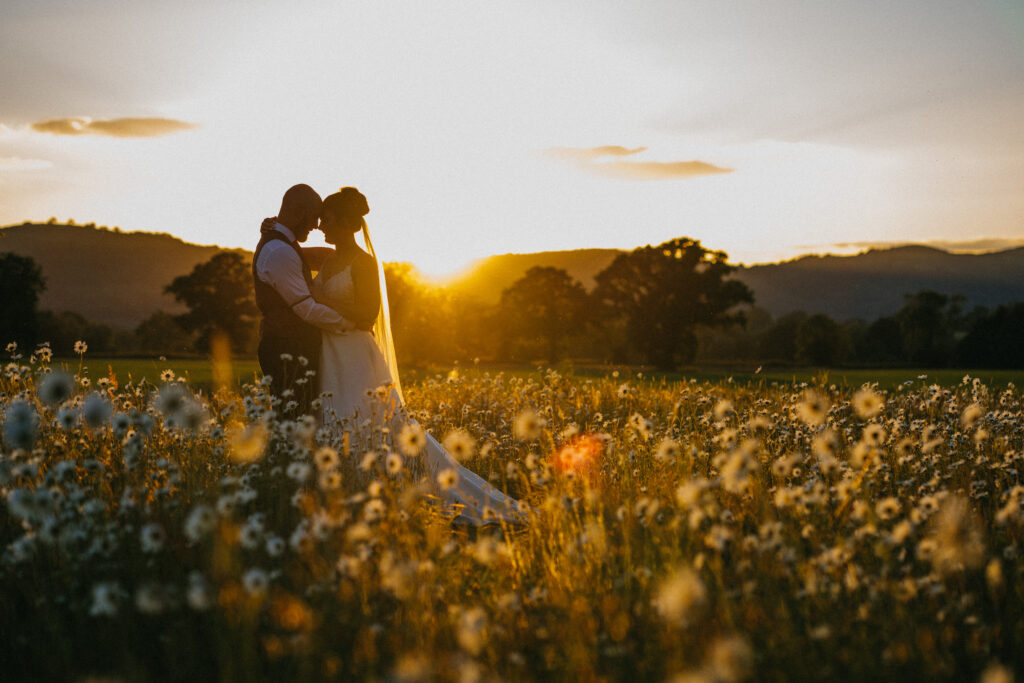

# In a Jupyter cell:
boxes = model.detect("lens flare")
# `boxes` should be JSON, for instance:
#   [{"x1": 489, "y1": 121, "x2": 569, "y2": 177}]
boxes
[{"x1": 550, "y1": 434, "x2": 604, "y2": 474}]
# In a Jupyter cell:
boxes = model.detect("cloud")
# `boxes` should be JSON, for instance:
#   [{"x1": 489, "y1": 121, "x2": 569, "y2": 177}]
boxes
[
  {"x1": 547, "y1": 145, "x2": 648, "y2": 161},
  {"x1": 590, "y1": 159, "x2": 732, "y2": 180},
  {"x1": 545, "y1": 145, "x2": 732, "y2": 180},
  {"x1": 0, "y1": 157, "x2": 53, "y2": 171},
  {"x1": 30, "y1": 117, "x2": 199, "y2": 138}
]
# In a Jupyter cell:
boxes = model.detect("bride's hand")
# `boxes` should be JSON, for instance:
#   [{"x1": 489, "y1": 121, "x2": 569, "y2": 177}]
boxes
[{"x1": 260, "y1": 217, "x2": 277, "y2": 233}]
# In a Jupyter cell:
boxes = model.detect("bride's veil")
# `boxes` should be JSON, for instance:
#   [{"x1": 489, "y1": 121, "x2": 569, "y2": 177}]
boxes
[{"x1": 360, "y1": 224, "x2": 404, "y2": 404}]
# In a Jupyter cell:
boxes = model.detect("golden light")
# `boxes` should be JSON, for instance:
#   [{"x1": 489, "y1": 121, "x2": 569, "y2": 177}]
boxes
[
  {"x1": 550, "y1": 434, "x2": 605, "y2": 475},
  {"x1": 210, "y1": 331, "x2": 232, "y2": 392}
]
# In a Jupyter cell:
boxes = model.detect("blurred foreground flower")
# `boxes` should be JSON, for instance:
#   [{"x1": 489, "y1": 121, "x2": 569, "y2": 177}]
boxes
[
  {"x1": 442, "y1": 429, "x2": 476, "y2": 462},
  {"x1": 398, "y1": 423, "x2": 425, "y2": 456},
  {"x1": 228, "y1": 423, "x2": 269, "y2": 463},
  {"x1": 654, "y1": 567, "x2": 707, "y2": 624},
  {"x1": 3, "y1": 399, "x2": 38, "y2": 450},
  {"x1": 37, "y1": 370, "x2": 74, "y2": 406},
  {"x1": 931, "y1": 494, "x2": 985, "y2": 576},
  {"x1": 852, "y1": 387, "x2": 884, "y2": 419},
  {"x1": 513, "y1": 408, "x2": 545, "y2": 441}
]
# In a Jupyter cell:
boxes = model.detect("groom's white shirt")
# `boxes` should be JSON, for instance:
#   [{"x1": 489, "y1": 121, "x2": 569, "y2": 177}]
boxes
[{"x1": 255, "y1": 222, "x2": 351, "y2": 334}]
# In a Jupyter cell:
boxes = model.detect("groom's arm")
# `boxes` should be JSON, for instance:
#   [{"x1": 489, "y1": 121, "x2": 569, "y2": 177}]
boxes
[{"x1": 256, "y1": 242, "x2": 353, "y2": 334}]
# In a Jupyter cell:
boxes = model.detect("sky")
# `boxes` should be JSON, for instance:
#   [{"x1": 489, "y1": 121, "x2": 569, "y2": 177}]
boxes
[{"x1": 0, "y1": 0, "x2": 1022, "y2": 276}]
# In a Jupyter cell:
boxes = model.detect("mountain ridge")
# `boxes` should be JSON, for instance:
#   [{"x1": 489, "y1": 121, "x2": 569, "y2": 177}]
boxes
[{"x1": 3, "y1": 222, "x2": 1023, "y2": 328}]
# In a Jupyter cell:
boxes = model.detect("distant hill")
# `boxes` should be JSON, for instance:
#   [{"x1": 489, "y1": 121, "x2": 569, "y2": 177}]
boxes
[
  {"x1": 735, "y1": 246, "x2": 1024, "y2": 320},
  {"x1": 4, "y1": 222, "x2": 1023, "y2": 328},
  {"x1": 444, "y1": 244, "x2": 1024, "y2": 320},
  {"x1": 0, "y1": 223, "x2": 242, "y2": 329},
  {"x1": 443, "y1": 248, "x2": 624, "y2": 303}
]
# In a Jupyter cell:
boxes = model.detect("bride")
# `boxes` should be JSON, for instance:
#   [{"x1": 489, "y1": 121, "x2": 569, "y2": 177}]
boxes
[{"x1": 306, "y1": 187, "x2": 523, "y2": 526}]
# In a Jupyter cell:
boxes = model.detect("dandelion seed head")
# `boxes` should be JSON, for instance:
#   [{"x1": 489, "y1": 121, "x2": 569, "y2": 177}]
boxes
[
  {"x1": 852, "y1": 387, "x2": 885, "y2": 419},
  {"x1": 513, "y1": 408, "x2": 545, "y2": 441},
  {"x1": 82, "y1": 392, "x2": 112, "y2": 429},
  {"x1": 398, "y1": 423, "x2": 426, "y2": 456},
  {"x1": 3, "y1": 399, "x2": 38, "y2": 450},
  {"x1": 38, "y1": 370, "x2": 74, "y2": 406},
  {"x1": 443, "y1": 429, "x2": 476, "y2": 462},
  {"x1": 242, "y1": 567, "x2": 269, "y2": 595},
  {"x1": 456, "y1": 606, "x2": 488, "y2": 655},
  {"x1": 654, "y1": 567, "x2": 707, "y2": 623},
  {"x1": 796, "y1": 390, "x2": 829, "y2": 427},
  {"x1": 437, "y1": 468, "x2": 459, "y2": 491}
]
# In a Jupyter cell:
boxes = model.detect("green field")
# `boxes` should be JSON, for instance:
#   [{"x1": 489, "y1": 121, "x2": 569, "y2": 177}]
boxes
[
  {"x1": 54, "y1": 357, "x2": 264, "y2": 387},
  {"x1": 61, "y1": 357, "x2": 1024, "y2": 390}
]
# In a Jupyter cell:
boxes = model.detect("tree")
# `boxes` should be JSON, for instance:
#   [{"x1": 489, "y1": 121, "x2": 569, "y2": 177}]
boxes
[
  {"x1": 498, "y1": 267, "x2": 589, "y2": 361},
  {"x1": 956, "y1": 303, "x2": 1024, "y2": 368},
  {"x1": 37, "y1": 310, "x2": 117, "y2": 354},
  {"x1": 796, "y1": 313, "x2": 849, "y2": 366},
  {"x1": 592, "y1": 238, "x2": 753, "y2": 369},
  {"x1": 856, "y1": 316, "x2": 904, "y2": 364},
  {"x1": 0, "y1": 252, "x2": 46, "y2": 349},
  {"x1": 894, "y1": 291, "x2": 961, "y2": 366},
  {"x1": 385, "y1": 263, "x2": 454, "y2": 365},
  {"x1": 135, "y1": 311, "x2": 194, "y2": 354},
  {"x1": 695, "y1": 306, "x2": 770, "y2": 363},
  {"x1": 165, "y1": 252, "x2": 258, "y2": 353},
  {"x1": 756, "y1": 311, "x2": 806, "y2": 363}
]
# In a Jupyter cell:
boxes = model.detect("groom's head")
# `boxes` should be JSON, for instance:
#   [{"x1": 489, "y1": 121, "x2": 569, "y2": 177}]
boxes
[{"x1": 277, "y1": 184, "x2": 323, "y2": 242}]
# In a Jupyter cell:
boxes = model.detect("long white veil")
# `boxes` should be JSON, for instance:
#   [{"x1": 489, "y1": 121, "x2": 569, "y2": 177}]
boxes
[{"x1": 360, "y1": 224, "x2": 404, "y2": 404}]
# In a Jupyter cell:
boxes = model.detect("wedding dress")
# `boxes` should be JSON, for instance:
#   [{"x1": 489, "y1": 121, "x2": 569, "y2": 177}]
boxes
[{"x1": 311, "y1": 260, "x2": 523, "y2": 525}]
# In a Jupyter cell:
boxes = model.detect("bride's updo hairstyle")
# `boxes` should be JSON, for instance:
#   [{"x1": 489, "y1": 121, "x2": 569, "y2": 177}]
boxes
[{"x1": 322, "y1": 187, "x2": 370, "y2": 233}]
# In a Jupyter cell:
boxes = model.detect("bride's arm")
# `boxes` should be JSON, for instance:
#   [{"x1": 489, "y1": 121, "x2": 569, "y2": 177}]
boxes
[{"x1": 313, "y1": 253, "x2": 380, "y2": 330}]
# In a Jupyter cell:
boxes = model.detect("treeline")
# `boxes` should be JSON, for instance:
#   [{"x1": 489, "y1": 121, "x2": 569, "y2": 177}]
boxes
[
  {"x1": 695, "y1": 291, "x2": 1024, "y2": 368},
  {"x1": 0, "y1": 252, "x2": 203, "y2": 357},
  {"x1": 4, "y1": 243, "x2": 1023, "y2": 368}
]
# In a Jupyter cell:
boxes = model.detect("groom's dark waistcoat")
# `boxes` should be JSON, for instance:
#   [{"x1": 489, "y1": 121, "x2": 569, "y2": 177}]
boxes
[{"x1": 251, "y1": 231, "x2": 321, "y2": 365}]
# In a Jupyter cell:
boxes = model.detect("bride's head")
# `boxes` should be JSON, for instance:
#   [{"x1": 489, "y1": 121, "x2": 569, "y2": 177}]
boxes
[{"x1": 321, "y1": 187, "x2": 370, "y2": 244}]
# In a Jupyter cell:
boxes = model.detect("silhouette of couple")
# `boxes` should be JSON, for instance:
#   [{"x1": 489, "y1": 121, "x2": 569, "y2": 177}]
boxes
[{"x1": 252, "y1": 184, "x2": 521, "y2": 525}]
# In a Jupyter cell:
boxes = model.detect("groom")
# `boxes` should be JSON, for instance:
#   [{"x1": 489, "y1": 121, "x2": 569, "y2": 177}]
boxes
[{"x1": 252, "y1": 183, "x2": 353, "y2": 413}]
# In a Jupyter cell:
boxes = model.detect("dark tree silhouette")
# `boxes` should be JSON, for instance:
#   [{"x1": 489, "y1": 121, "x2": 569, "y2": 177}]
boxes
[
  {"x1": 796, "y1": 313, "x2": 849, "y2": 366},
  {"x1": 593, "y1": 238, "x2": 753, "y2": 369},
  {"x1": 856, "y1": 316, "x2": 904, "y2": 363},
  {"x1": 165, "y1": 252, "x2": 258, "y2": 353},
  {"x1": 498, "y1": 266, "x2": 589, "y2": 361},
  {"x1": 956, "y1": 303, "x2": 1024, "y2": 368},
  {"x1": 0, "y1": 252, "x2": 46, "y2": 349},
  {"x1": 36, "y1": 310, "x2": 116, "y2": 354},
  {"x1": 757, "y1": 311, "x2": 807, "y2": 363},
  {"x1": 134, "y1": 311, "x2": 194, "y2": 354},
  {"x1": 895, "y1": 291, "x2": 962, "y2": 366}
]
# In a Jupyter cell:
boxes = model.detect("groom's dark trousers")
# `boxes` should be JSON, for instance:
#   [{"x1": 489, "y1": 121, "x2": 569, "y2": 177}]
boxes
[{"x1": 252, "y1": 231, "x2": 321, "y2": 416}]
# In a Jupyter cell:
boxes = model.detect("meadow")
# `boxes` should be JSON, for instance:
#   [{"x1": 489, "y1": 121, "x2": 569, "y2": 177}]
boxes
[
  {"x1": 54, "y1": 356, "x2": 1024, "y2": 392},
  {"x1": 3, "y1": 344, "x2": 1023, "y2": 681}
]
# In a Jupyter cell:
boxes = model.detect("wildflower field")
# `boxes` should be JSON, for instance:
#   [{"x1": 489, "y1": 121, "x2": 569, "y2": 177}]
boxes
[{"x1": 2, "y1": 344, "x2": 1023, "y2": 682}]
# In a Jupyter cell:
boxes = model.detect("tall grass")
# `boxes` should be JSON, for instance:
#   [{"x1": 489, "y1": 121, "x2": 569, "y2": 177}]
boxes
[{"x1": 2, "y1": 344, "x2": 1022, "y2": 681}]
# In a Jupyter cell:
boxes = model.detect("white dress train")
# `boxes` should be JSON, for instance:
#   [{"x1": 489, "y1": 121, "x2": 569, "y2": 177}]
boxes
[{"x1": 312, "y1": 265, "x2": 523, "y2": 525}]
